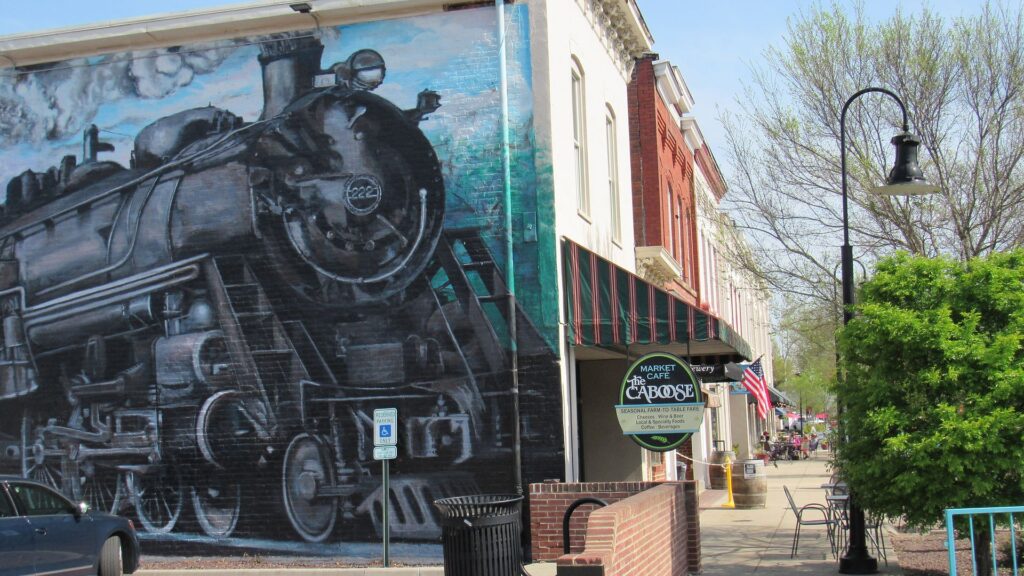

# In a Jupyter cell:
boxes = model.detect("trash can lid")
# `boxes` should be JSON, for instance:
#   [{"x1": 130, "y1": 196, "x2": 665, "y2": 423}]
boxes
[{"x1": 433, "y1": 494, "x2": 523, "y2": 518}]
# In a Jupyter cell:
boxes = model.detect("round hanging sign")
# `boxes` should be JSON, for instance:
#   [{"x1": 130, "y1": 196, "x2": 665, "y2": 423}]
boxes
[{"x1": 616, "y1": 352, "x2": 705, "y2": 452}]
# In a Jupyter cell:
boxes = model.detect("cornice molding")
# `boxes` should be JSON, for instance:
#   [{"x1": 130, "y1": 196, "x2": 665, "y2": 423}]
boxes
[
  {"x1": 680, "y1": 117, "x2": 703, "y2": 151},
  {"x1": 654, "y1": 60, "x2": 693, "y2": 119},
  {"x1": 580, "y1": 0, "x2": 653, "y2": 77}
]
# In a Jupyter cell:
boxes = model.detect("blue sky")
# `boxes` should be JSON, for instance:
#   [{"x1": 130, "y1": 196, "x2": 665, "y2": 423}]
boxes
[
  {"x1": 0, "y1": 0, "x2": 990, "y2": 167},
  {"x1": 636, "y1": 0, "x2": 986, "y2": 167}
]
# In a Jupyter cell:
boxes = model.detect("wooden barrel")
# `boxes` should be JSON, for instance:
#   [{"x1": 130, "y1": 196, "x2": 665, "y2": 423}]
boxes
[
  {"x1": 731, "y1": 459, "x2": 767, "y2": 509},
  {"x1": 708, "y1": 450, "x2": 734, "y2": 490}
]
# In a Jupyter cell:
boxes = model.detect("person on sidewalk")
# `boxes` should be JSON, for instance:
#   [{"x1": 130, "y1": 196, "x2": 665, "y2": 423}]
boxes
[{"x1": 790, "y1": 433, "x2": 803, "y2": 460}]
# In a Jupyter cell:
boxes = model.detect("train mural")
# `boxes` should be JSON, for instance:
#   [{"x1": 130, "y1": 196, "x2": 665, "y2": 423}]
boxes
[{"x1": 0, "y1": 6, "x2": 562, "y2": 550}]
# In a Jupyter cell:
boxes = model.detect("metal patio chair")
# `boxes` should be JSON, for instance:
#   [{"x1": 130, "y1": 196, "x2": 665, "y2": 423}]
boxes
[
  {"x1": 825, "y1": 479, "x2": 848, "y2": 554},
  {"x1": 866, "y1": 512, "x2": 888, "y2": 566},
  {"x1": 784, "y1": 485, "x2": 836, "y2": 558},
  {"x1": 824, "y1": 480, "x2": 886, "y2": 565}
]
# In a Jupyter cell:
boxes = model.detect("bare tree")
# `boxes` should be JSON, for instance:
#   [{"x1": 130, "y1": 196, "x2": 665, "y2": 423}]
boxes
[{"x1": 721, "y1": 1, "x2": 1024, "y2": 307}]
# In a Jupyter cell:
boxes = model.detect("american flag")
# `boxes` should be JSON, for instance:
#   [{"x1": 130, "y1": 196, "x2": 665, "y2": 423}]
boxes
[{"x1": 742, "y1": 358, "x2": 772, "y2": 419}]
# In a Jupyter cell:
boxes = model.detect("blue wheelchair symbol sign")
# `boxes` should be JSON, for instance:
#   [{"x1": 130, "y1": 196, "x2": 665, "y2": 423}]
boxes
[{"x1": 373, "y1": 408, "x2": 398, "y2": 446}]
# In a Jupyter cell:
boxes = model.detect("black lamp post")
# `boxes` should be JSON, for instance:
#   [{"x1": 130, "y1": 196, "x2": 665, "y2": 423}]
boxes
[{"x1": 837, "y1": 87, "x2": 938, "y2": 575}]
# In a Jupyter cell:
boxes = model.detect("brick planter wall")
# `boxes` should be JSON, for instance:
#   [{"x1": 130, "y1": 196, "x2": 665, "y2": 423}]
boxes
[
  {"x1": 529, "y1": 481, "x2": 660, "y2": 561},
  {"x1": 555, "y1": 482, "x2": 694, "y2": 576},
  {"x1": 528, "y1": 480, "x2": 700, "y2": 574}
]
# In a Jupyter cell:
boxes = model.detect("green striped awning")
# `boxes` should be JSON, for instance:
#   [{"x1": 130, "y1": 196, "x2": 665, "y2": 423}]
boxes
[{"x1": 563, "y1": 239, "x2": 752, "y2": 360}]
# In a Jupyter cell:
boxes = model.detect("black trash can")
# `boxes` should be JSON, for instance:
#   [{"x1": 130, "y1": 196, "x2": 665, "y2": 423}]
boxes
[{"x1": 433, "y1": 494, "x2": 524, "y2": 576}]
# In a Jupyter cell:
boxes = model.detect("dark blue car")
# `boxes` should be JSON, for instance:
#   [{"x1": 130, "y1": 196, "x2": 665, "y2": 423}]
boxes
[{"x1": 0, "y1": 475, "x2": 139, "y2": 576}]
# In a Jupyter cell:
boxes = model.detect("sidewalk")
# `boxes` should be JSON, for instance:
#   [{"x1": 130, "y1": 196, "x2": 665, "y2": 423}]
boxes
[{"x1": 698, "y1": 453, "x2": 902, "y2": 575}]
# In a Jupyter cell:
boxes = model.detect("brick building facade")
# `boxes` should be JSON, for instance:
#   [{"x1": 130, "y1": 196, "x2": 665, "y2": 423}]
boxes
[{"x1": 629, "y1": 54, "x2": 700, "y2": 307}]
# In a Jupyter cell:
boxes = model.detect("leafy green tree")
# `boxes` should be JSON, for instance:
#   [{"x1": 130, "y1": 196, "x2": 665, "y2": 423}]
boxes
[
  {"x1": 836, "y1": 250, "x2": 1024, "y2": 574},
  {"x1": 775, "y1": 297, "x2": 838, "y2": 417}
]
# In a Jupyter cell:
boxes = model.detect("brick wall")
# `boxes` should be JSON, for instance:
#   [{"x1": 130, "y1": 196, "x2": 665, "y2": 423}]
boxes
[
  {"x1": 529, "y1": 479, "x2": 701, "y2": 573},
  {"x1": 628, "y1": 54, "x2": 662, "y2": 249},
  {"x1": 554, "y1": 481, "x2": 696, "y2": 576},
  {"x1": 529, "y1": 480, "x2": 662, "y2": 561},
  {"x1": 683, "y1": 479, "x2": 701, "y2": 573},
  {"x1": 628, "y1": 55, "x2": 701, "y2": 307}
]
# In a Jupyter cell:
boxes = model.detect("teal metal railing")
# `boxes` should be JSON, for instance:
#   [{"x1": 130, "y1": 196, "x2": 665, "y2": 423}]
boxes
[{"x1": 945, "y1": 506, "x2": 1024, "y2": 576}]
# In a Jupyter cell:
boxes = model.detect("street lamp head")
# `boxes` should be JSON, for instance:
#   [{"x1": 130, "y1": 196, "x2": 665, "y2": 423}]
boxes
[{"x1": 871, "y1": 132, "x2": 940, "y2": 195}]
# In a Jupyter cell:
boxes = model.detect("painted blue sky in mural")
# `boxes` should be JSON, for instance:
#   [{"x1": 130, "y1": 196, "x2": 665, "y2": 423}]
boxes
[{"x1": 0, "y1": 5, "x2": 534, "y2": 212}]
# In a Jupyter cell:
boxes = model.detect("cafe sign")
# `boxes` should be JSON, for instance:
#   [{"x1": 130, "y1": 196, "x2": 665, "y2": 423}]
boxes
[{"x1": 616, "y1": 352, "x2": 705, "y2": 452}]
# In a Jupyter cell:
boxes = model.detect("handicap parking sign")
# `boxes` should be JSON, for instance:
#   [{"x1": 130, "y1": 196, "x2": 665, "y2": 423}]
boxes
[{"x1": 373, "y1": 408, "x2": 398, "y2": 446}]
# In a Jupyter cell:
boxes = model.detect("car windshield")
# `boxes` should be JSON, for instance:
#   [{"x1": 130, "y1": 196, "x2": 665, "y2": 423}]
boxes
[{"x1": 9, "y1": 483, "x2": 73, "y2": 516}]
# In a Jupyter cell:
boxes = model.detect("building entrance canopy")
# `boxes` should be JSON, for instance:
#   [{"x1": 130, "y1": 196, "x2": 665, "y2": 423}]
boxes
[{"x1": 563, "y1": 240, "x2": 752, "y2": 362}]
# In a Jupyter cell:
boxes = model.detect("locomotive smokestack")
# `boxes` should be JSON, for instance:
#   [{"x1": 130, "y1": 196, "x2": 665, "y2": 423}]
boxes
[{"x1": 258, "y1": 35, "x2": 325, "y2": 120}]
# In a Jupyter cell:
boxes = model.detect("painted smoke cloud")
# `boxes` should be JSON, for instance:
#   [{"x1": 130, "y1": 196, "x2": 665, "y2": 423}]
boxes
[
  {"x1": 0, "y1": 42, "x2": 241, "y2": 144},
  {"x1": 130, "y1": 45, "x2": 239, "y2": 99}
]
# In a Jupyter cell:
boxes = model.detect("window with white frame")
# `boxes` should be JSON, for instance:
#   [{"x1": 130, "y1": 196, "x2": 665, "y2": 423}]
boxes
[
  {"x1": 712, "y1": 246, "x2": 720, "y2": 312},
  {"x1": 605, "y1": 108, "x2": 620, "y2": 241},
  {"x1": 571, "y1": 59, "x2": 589, "y2": 216},
  {"x1": 678, "y1": 201, "x2": 687, "y2": 280},
  {"x1": 666, "y1": 185, "x2": 675, "y2": 257},
  {"x1": 701, "y1": 234, "x2": 710, "y2": 302}
]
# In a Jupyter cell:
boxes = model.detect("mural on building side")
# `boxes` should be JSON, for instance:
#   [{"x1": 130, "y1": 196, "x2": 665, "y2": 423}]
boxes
[{"x1": 0, "y1": 5, "x2": 562, "y2": 552}]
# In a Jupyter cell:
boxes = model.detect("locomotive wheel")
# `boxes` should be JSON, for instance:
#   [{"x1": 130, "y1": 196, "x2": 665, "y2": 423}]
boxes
[
  {"x1": 20, "y1": 418, "x2": 81, "y2": 500},
  {"x1": 25, "y1": 460, "x2": 63, "y2": 492},
  {"x1": 191, "y1": 477, "x2": 241, "y2": 538},
  {"x1": 131, "y1": 466, "x2": 184, "y2": 533},
  {"x1": 282, "y1": 433, "x2": 337, "y2": 542},
  {"x1": 81, "y1": 465, "x2": 128, "y2": 515},
  {"x1": 25, "y1": 452, "x2": 80, "y2": 501}
]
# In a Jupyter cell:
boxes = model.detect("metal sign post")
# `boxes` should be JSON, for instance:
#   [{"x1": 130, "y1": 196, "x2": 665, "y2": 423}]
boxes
[
  {"x1": 373, "y1": 408, "x2": 398, "y2": 568},
  {"x1": 382, "y1": 457, "x2": 389, "y2": 567}
]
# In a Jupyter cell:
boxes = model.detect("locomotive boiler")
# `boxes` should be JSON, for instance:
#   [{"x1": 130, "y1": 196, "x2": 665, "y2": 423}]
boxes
[{"x1": 0, "y1": 33, "x2": 530, "y2": 543}]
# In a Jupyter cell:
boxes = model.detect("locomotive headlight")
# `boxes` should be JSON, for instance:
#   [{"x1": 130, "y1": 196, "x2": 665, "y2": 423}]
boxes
[
  {"x1": 333, "y1": 49, "x2": 386, "y2": 91},
  {"x1": 355, "y1": 67, "x2": 384, "y2": 91}
]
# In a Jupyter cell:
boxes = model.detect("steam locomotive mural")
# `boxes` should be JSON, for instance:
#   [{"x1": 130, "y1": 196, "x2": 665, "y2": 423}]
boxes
[{"x1": 0, "y1": 7, "x2": 559, "y2": 548}]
